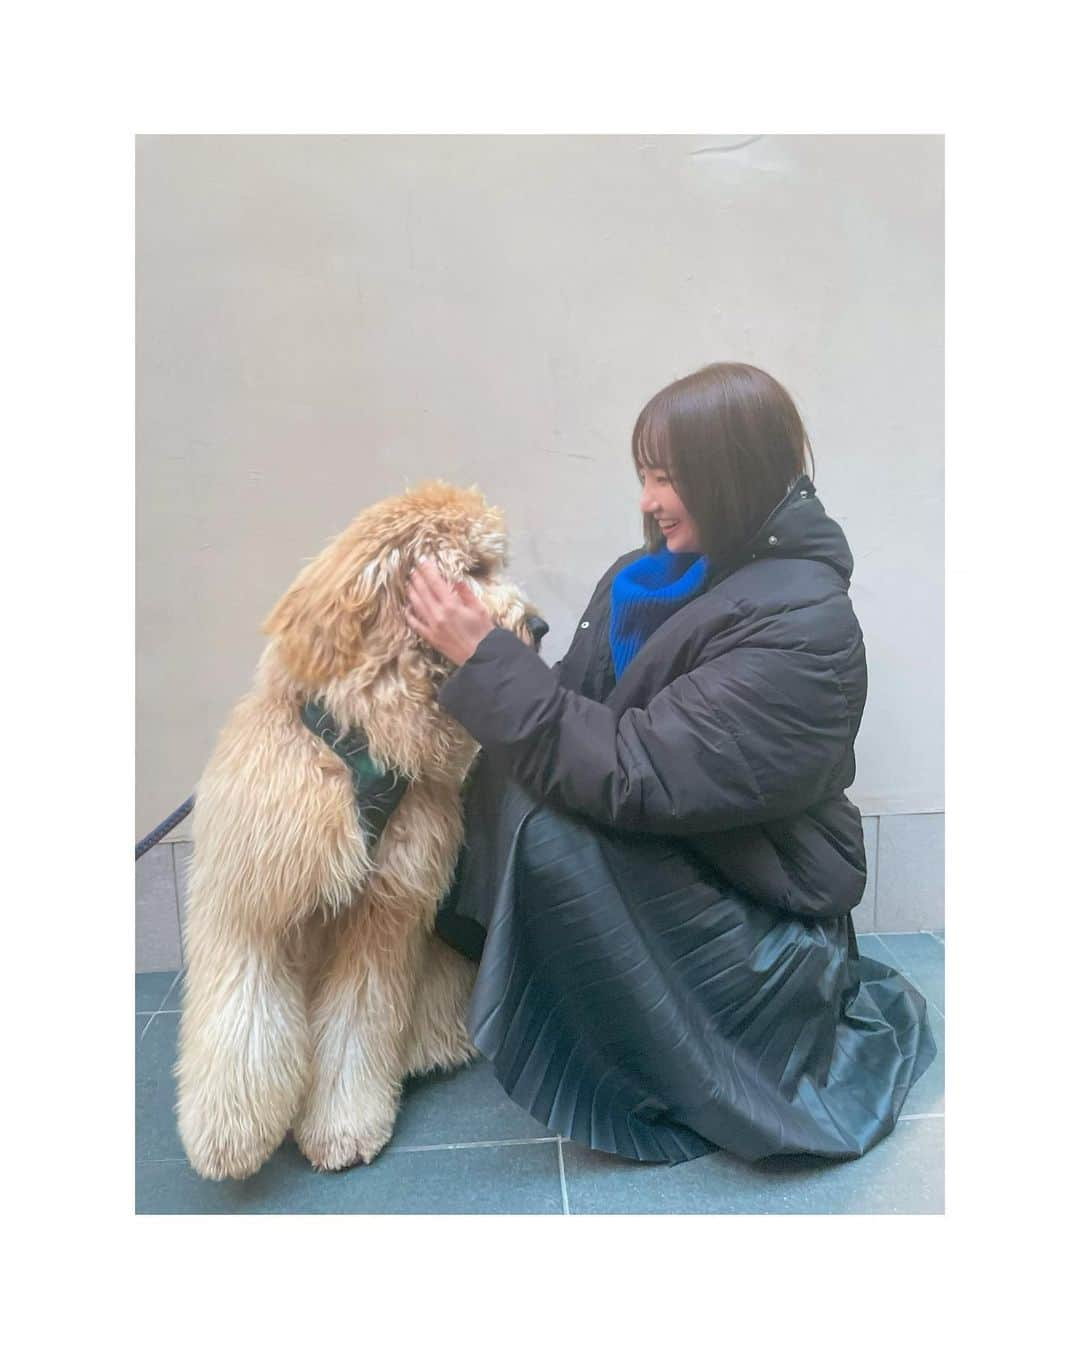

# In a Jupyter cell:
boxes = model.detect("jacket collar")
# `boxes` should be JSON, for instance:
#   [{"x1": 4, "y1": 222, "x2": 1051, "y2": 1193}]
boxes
[{"x1": 704, "y1": 474, "x2": 854, "y2": 588}]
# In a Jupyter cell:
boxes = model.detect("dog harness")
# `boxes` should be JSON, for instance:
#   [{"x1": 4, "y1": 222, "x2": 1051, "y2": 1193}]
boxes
[
  {"x1": 300, "y1": 700, "x2": 411, "y2": 851},
  {"x1": 298, "y1": 616, "x2": 549, "y2": 851}
]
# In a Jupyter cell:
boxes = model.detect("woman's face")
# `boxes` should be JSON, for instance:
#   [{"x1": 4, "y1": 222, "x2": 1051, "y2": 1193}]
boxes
[{"x1": 637, "y1": 463, "x2": 703, "y2": 553}]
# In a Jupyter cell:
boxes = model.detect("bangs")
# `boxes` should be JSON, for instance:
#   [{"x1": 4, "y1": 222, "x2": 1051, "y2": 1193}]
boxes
[{"x1": 631, "y1": 399, "x2": 673, "y2": 474}]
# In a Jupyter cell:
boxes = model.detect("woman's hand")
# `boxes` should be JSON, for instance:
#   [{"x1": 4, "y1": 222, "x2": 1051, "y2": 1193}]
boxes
[{"x1": 405, "y1": 558, "x2": 496, "y2": 666}]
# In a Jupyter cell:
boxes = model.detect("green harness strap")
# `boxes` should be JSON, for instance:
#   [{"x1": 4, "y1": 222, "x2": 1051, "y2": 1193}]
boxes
[{"x1": 300, "y1": 700, "x2": 411, "y2": 851}]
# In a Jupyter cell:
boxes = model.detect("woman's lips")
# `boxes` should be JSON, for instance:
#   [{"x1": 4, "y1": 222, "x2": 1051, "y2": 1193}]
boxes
[{"x1": 659, "y1": 520, "x2": 679, "y2": 533}]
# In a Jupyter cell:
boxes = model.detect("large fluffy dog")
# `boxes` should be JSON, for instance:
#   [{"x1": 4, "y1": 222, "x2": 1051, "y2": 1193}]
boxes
[{"x1": 175, "y1": 481, "x2": 541, "y2": 1181}]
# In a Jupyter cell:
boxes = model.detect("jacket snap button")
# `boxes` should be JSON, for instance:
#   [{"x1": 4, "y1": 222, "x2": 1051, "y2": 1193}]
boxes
[
  {"x1": 580, "y1": 620, "x2": 590, "y2": 629},
  {"x1": 768, "y1": 535, "x2": 779, "y2": 546},
  {"x1": 799, "y1": 490, "x2": 808, "y2": 498}
]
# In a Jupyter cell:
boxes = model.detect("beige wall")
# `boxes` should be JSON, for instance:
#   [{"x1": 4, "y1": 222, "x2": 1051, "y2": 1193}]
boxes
[{"x1": 136, "y1": 134, "x2": 943, "y2": 839}]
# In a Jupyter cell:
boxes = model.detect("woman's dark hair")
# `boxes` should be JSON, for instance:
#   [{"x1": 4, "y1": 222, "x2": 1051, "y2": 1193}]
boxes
[{"x1": 632, "y1": 362, "x2": 814, "y2": 560}]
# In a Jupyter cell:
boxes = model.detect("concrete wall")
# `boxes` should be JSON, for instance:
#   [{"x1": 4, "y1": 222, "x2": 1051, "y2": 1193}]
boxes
[{"x1": 136, "y1": 134, "x2": 943, "y2": 968}]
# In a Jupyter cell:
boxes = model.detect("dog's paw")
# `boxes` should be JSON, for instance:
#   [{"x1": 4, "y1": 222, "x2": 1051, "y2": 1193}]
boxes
[
  {"x1": 294, "y1": 1117, "x2": 395, "y2": 1171},
  {"x1": 293, "y1": 1091, "x2": 399, "y2": 1170},
  {"x1": 175, "y1": 1057, "x2": 301, "y2": 1181},
  {"x1": 179, "y1": 1116, "x2": 283, "y2": 1182}
]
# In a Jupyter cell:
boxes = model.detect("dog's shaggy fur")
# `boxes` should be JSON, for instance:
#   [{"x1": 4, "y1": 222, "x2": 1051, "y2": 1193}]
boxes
[{"x1": 174, "y1": 481, "x2": 540, "y2": 1181}]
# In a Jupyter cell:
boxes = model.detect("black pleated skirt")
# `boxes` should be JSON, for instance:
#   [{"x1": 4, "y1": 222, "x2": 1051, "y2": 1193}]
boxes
[{"x1": 435, "y1": 749, "x2": 937, "y2": 1165}]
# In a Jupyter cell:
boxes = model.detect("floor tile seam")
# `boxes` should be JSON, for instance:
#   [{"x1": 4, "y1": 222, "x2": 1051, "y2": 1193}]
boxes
[
  {"x1": 556, "y1": 1136, "x2": 570, "y2": 1215},
  {"x1": 159, "y1": 968, "x2": 184, "y2": 1010},
  {"x1": 872, "y1": 930, "x2": 946, "y2": 938},
  {"x1": 170, "y1": 844, "x2": 183, "y2": 967},
  {"x1": 387, "y1": 1136, "x2": 559, "y2": 1154},
  {"x1": 140, "y1": 1112, "x2": 945, "y2": 1168},
  {"x1": 138, "y1": 1007, "x2": 182, "y2": 1038},
  {"x1": 139, "y1": 1137, "x2": 562, "y2": 1166},
  {"x1": 871, "y1": 932, "x2": 945, "y2": 1020},
  {"x1": 134, "y1": 971, "x2": 185, "y2": 1027}
]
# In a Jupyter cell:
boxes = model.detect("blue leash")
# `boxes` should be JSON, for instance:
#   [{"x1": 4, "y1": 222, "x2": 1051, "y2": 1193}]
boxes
[{"x1": 135, "y1": 794, "x2": 195, "y2": 860}]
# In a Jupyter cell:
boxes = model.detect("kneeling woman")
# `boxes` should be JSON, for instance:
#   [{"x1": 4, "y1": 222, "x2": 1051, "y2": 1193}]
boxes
[{"x1": 404, "y1": 361, "x2": 936, "y2": 1165}]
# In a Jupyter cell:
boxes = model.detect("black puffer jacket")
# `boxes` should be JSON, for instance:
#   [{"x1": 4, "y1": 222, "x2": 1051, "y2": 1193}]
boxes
[
  {"x1": 435, "y1": 475, "x2": 935, "y2": 1164},
  {"x1": 442, "y1": 474, "x2": 868, "y2": 920}
]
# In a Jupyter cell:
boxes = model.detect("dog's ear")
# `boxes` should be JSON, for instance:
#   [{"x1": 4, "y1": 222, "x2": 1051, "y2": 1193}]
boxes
[{"x1": 262, "y1": 534, "x2": 401, "y2": 687}]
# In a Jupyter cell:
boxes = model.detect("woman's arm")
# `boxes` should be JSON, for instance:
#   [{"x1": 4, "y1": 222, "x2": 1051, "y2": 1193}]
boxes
[{"x1": 436, "y1": 626, "x2": 853, "y2": 834}]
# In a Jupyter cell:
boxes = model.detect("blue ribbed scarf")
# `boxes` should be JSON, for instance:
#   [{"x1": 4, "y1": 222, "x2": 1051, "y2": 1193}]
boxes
[{"x1": 608, "y1": 547, "x2": 710, "y2": 680}]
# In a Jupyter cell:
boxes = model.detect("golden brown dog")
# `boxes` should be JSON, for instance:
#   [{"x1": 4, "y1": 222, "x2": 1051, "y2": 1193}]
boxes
[{"x1": 174, "y1": 481, "x2": 540, "y2": 1181}]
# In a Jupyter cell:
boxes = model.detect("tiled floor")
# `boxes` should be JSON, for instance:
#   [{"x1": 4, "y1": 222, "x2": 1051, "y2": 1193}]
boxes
[{"x1": 136, "y1": 931, "x2": 944, "y2": 1214}]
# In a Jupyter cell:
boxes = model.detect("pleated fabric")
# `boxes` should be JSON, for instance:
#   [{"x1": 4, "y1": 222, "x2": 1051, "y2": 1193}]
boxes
[{"x1": 437, "y1": 752, "x2": 936, "y2": 1165}]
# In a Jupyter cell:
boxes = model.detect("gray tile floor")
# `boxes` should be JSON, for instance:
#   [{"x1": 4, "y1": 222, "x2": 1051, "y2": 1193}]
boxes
[{"x1": 136, "y1": 931, "x2": 944, "y2": 1214}]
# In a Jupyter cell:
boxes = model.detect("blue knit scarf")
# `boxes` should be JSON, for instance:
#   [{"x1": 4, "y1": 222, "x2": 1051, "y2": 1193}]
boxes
[{"x1": 608, "y1": 547, "x2": 710, "y2": 680}]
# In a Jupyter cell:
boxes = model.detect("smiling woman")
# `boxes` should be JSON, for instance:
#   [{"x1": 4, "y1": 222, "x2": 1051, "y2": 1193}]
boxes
[
  {"x1": 634, "y1": 361, "x2": 813, "y2": 562},
  {"x1": 423, "y1": 361, "x2": 935, "y2": 1166},
  {"x1": 637, "y1": 464, "x2": 702, "y2": 553}
]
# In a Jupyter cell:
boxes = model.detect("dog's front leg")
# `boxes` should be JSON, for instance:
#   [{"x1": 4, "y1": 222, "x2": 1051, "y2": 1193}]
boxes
[
  {"x1": 293, "y1": 888, "x2": 425, "y2": 1170},
  {"x1": 176, "y1": 903, "x2": 312, "y2": 1182}
]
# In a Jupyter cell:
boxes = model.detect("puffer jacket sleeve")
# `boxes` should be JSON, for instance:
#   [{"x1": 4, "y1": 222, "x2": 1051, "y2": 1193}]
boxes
[{"x1": 436, "y1": 626, "x2": 853, "y2": 834}]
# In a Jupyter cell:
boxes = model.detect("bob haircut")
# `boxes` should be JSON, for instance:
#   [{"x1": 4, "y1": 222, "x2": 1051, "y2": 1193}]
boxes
[{"x1": 632, "y1": 362, "x2": 814, "y2": 562}]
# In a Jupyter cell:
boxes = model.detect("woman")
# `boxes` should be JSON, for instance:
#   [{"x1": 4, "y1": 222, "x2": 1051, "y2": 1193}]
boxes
[{"x1": 404, "y1": 361, "x2": 936, "y2": 1165}]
